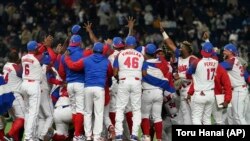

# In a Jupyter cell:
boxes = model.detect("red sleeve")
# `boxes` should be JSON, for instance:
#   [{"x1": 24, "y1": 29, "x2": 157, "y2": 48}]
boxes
[
  {"x1": 156, "y1": 57, "x2": 169, "y2": 78},
  {"x1": 48, "y1": 78, "x2": 64, "y2": 85},
  {"x1": 219, "y1": 65, "x2": 232, "y2": 103},
  {"x1": 58, "y1": 59, "x2": 66, "y2": 80},
  {"x1": 34, "y1": 54, "x2": 44, "y2": 64},
  {"x1": 47, "y1": 47, "x2": 57, "y2": 63},
  {"x1": 37, "y1": 43, "x2": 46, "y2": 55},
  {"x1": 64, "y1": 56, "x2": 84, "y2": 71},
  {"x1": 12, "y1": 64, "x2": 22, "y2": 78},
  {"x1": 83, "y1": 48, "x2": 93, "y2": 57},
  {"x1": 187, "y1": 82, "x2": 194, "y2": 96},
  {"x1": 107, "y1": 61, "x2": 113, "y2": 78}
]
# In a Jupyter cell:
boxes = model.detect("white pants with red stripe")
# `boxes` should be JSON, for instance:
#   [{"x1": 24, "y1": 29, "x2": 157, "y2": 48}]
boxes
[
  {"x1": 21, "y1": 80, "x2": 41, "y2": 140},
  {"x1": 190, "y1": 90, "x2": 215, "y2": 125},
  {"x1": 37, "y1": 89, "x2": 54, "y2": 140},
  {"x1": 178, "y1": 88, "x2": 192, "y2": 125},
  {"x1": 227, "y1": 86, "x2": 248, "y2": 125},
  {"x1": 84, "y1": 86, "x2": 105, "y2": 140},
  {"x1": 115, "y1": 77, "x2": 142, "y2": 136},
  {"x1": 141, "y1": 89, "x2": 163, "y2": 122}
]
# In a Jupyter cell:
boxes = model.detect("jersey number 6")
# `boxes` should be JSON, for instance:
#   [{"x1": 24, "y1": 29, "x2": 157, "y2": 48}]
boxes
[
  {"x1": 124, "y1": 57, "x2": 139, "y2": 69},
  {"x1": 25, "y1": 64, "x2": 30, "y2": 75}
]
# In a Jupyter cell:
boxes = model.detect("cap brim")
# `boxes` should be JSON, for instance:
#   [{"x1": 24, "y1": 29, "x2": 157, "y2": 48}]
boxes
[
  {"x1": 113, "y1": 44, "x2": 125, "y2": 48},
  {"x1": 69, "y1": 42, "x2": 80, "y2": 47},
  {"x1": 201, "y1": 50, "x2": 212, "y2": 58}
]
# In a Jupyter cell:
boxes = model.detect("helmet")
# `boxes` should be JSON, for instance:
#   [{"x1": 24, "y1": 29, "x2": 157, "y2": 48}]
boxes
[
  {"x1": 145, "y1": 43, "x2": 157, "y2": 55},
  {"x1": 201, "y1": 42, "x2": 213, "y2": 57},
  {"x1": 112, "y1": 37, "x2": 125, "y2": 48},
  {"x1": 224, "y1": 43, "x2": 237, "y2": 55},
  {"x1": 93, "y1": 42, "x2": 104, "y2": 53},
  {"x1": 27, "y1": 41, "x2": 38, "y2": 51},
  {"x1": 125, "y1": 36, "x2": 136, "y2": 46},
  {"x1": 69, "y1": 35, "x2": 82, "y2": 47},
  {"x1": 71, "y1": 24, "x2": 81, "y2": 34}
]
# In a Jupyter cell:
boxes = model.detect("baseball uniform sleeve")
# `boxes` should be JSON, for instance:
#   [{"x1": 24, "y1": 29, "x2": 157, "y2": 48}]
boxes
[
  {"x1": 187, "y1": 83, "x2": 194, "y2": 96},
  {"x1": 143, "y1": 74, "x2": 175, "y2": 93},
  {"x1": 47, "y1": 47, "x2": 57, "y2": 63},
  {"x1": 218, "y1": 65, "x2": 232, "y2": 103},
  {"x1": 141, "y1": 61, "x2": 148, "y2": 71},
  {"x1": 58, "y1": 55, "x2": 66, "y2": 80},
  {"x1": 113, "y1": 56, "x2": 119, "y2": 69},
  {"x1": 13, "y1": 64, "x2": 23, "y2": 78},
  {"x1": 186, "y1": 59, "x2": 199, "y2": 78},
  {"x1": 64, "y1": 56, "x2": 84, "y2": 71},
  {"x1": 107, "y1": 61, "x2": 113, "y2": 78},
  {"x1": 220, "y1": 58, "x2": 234, "y2": 70}
]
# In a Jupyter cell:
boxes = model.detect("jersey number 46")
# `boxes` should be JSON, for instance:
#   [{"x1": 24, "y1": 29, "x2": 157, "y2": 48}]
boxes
[{"x1": 124, "y1": 57, "x2": 139, "y2": 69}]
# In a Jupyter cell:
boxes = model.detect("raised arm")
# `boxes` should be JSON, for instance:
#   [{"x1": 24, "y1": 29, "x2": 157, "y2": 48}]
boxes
[
  {"x1": 126, "y1": 16, "x2": 136, "y2": 36},
  {"x1": 160, "y1": 22, "x2": 177, "y2": 52},
  {"x1": 84, "y1": 21, "x2": 98, "y2": 43}
]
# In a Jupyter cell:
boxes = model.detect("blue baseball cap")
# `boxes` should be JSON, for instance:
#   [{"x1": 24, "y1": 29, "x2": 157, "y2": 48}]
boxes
[
  {"x1": 201, "y1": 42, "x2": 213, "y2": 57},
  {"x1": 224, "y1": 43, "x2": 237, "y2": 55},
  {"x1": 27, "y1": 41, "x2": 38, "y2": 51},
  {"x1": 145, "y1": 43, "x2": 157, "y2": 55},
  {"x1": 112, "y1": 37, "x2": 125, "y2": 48},
  {"x1": 71, "y1": 24, "x2": 81, "y2": 34},
  {"x1": 125, "y1": 36, "x2": 137, "y2": 47},
  {"x1": 69, "y1": 35, "x2": 82, "y2": 47},
  {"x1": 93, "y1": 42, "x2": 104, "y2": 52}
]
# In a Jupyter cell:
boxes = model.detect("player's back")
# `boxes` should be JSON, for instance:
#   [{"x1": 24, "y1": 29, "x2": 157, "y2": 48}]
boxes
[
  {"x1": 193, "y1": 58, "x2": 218, "y2": 91},
  {"x1": 3, "y1": 62, "x2": 22, "y2": 93},
  {"x1": 118, "y1": 49, "x2": 144, "y2": 79},
  {"x1": 227, "y1": 57, "x2": 246, "y2": 87},
  {"x1": 21, "y1": 54, "x2": 42, "y2": 81}
]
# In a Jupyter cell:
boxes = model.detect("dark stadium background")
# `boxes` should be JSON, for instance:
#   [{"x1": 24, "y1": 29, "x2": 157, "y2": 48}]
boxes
[{"x1": 0, "y1": 0, "x2": 250, "y2": 72}]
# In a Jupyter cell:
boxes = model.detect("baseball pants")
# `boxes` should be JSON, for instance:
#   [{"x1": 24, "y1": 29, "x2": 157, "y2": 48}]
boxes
[
  {"x1": 115, "y1": 77, "x2": 142, "y2": 136},
  {"x1": 21, "y1": 80, "x2": 41, "y2": 140},
  {"x1": 37, "y1": 89, "x2": 54, "y2": 140},
  {"x1": 178, "y1": 88, "x2": 192, "y2": 124},
  {"x1": 84, "y1": 86, "x2": 105, "y2": 140},
  {"x1": 190, "y1": 90, "x2": 215, "y2": 125},
  {"x1": 227, "y1": 86, "x2": 248, "y2": 124},
  {"x1": 212, "y1": 97, "x2": 228, "y2": 125}
]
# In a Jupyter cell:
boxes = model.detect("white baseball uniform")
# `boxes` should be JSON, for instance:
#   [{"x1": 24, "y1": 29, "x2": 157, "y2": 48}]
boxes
[
  {"x1": 176, "y1": 55, "x2": 196, "y2": 125},
  {"x1": 21, "y1": 53, "x2": 43, "y2": 140},
  {"x1": 3, "y1": 62, "x2": 25, "y2": 119},
  {"x1": 222, "y1": 57, "x2": 249, "y2": 124},
  {"x1": 37, "y1": 64, "x2": 54, "y2": 140},
  {"x1": 114, "y1": 48, "x2": 145, "y2": 137},
  {"x1": 188, "y1": 58, "x2": 218, "y2": 125},
  {"x1": 141, "y1": 59, "x2": 165, "y2": 140}
]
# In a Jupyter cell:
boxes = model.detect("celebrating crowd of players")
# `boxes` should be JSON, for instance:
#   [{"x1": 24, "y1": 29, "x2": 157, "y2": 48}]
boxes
[{"x1": 0, "y1": 17, "x2": 250, "y2": 141}]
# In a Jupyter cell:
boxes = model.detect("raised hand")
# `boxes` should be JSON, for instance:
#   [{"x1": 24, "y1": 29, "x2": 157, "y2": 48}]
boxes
[
  {"x1": 159, "y1": 21, "x2": 165, "y2": 33},
  {"x1": 44, "y1": 35, "x2": 54, "y2": 47},
  {"x1": 83, "y1": 21, "x2": 93, "y2": 33},
  {"x1": 202, "y1": 31, "x2": 210, "y2": 41},
  {"x1": 126, "y1": 16, "x2": 136, "y2": 29}
]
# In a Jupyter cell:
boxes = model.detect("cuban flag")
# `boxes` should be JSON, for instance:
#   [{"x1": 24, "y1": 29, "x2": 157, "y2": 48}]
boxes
[{"x1": 0, "y1": 75, "x2": 15, "y2": 115}]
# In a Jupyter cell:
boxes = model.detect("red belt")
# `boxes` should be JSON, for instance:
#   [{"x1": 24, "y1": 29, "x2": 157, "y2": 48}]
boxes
[{"x1": 27, "y1": 80, "x2": 35, "y2": 82}]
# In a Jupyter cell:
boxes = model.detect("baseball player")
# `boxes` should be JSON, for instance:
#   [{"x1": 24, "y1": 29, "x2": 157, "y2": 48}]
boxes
[
  {"x1": 3, "y1": 51, "x2": 25, "y2": 141},
  {"x1": 220, "y1": 43, "x2": 250, "y2": 124},
  {"x1": 141, "y1": 43, "x2": 175, "y2": 141},
  {"x1": 21, "y1": 40, "x2": 44, "y2": 140},
  {"x1": 64, "y1": 42, "x2": 113, "y2": 141},
  {"x1": 186, "y1": 42, "x2": 218, "y2": 125},
  {"x1": 113, "y1": 36, "x2": 146, "y2": 141},
  {"x1": 59, "y1": 34, "x2": 85, "y2": 141},
  {"x1": 108, "y1": 37, "x2": 134, "y2": 138},
  {"x1": 160, "y1": 26, "x2": 197, "y2": 125}
]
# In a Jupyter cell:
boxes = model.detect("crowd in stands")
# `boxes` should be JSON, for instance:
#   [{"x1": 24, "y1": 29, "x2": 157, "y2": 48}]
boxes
[{"x1": 0, "y1": 0, "x2": 250, "y2": 71}]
